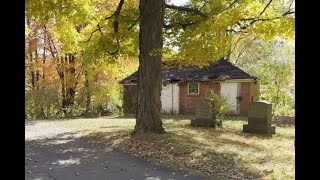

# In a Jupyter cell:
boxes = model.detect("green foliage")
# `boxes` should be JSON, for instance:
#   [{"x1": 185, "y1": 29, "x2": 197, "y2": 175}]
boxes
[
  {"x1": 25, "y1": 0, "x2": 139, "y2": 119},
  {"x1": 164, "y1": 0, "x2": 295, "y2": 66},
  {"x1": 75, "y1": 59, "x2": 137, "y2": 117},
  {"x1": 25, "y1": 88, "x2": 61, "y2": 119},
  {"x1": 232, "y1": 38, "x2": 295, "y2": 116},
  {"x1": 257, "y1": 59, "x2": 294, "y2": 116},
  {"x1": 26, "y1": 0, "x2": 98, "y2": 53},
  {"x1": 208, "y1": 91, "x2": 229, "y2": 127},
  {"x1": 25, "y1": 0, "x2": 295, "y2": 120}
]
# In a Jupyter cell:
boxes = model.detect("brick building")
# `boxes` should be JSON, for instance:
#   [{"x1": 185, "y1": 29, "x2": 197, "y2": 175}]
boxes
[{"x1": 119, "y1": 59, "x2": 260, "y2": 116}]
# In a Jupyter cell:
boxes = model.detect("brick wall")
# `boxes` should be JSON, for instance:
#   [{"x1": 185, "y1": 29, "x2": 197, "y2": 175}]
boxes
[
  {"x1": 122, "y1": 81, "x2": 259, "y2": 116},
  {"x1": 179, "y1": 82, "x2": 220, "y2": 114},
  {"x1": 122, "y1": 85, "x2": 138, "y2": 114},
  {"x1": 240, "y1": 82, "x2": 250, "y2": 116},
  {"x1": 250, "y1": 81, "x2": 260, "y2": 102},
  {"x1": 239, "y1": 81, "x2": 261, "y2": 116}
]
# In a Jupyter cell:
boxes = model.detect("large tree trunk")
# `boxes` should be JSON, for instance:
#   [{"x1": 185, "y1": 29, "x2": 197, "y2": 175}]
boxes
[{"x1": 133, "y1": 0, "x2": 165, "y2": 134}]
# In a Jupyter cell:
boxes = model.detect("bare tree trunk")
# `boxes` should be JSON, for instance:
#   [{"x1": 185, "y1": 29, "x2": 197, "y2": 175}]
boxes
[
  {"x1": 35, "y1": 49, "x2": 40, "y2": 90},
  {"x1": 61, "y1": 79, "x2": 67, "y2": 115},
  {"x1": 30, "y1": 52, "x2": 35, "y2": 90},
  {"x1": 27, "y1": 19, "x2": 35, "y2": 90},
  {"x1": 34, "y1": 27, "x2": 40, "y2": 91},
  {"x1": 66, "y1": 53, "x2": 76, "y2": 106},
  {"x1": 133, "y1": 0, "x2": 165, "y2": 134},
  {"x1": 42, "y1": 32, "x2": 46, "y2": 80},
  {"x1": 59, "y1": 56, "x2": 67, "y2": 115},
  {"x1": 56, "y1": 53, "x2": 77, "y2": 116},
  {"x1": 84, "y1": 71, "x2": 91, "y2": 112}
]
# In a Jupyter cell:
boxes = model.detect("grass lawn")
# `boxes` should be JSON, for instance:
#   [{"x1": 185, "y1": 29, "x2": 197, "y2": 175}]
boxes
[{"x1": 52, "y1": 115, "x2": 294, "y2": 180}]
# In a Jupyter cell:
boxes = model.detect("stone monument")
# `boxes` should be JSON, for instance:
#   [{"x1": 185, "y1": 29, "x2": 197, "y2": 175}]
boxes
[
  {"x1": 243, "y1": 101, "x2": 276, "y2": 134},
  {"x1": 191, "y1": 98, "x2": 215, "y2": 127}
]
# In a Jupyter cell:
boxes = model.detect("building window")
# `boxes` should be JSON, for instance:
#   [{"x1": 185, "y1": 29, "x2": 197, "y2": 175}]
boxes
[{"x1": 188, "y1": 82, "x2": 199, "y2": 95}]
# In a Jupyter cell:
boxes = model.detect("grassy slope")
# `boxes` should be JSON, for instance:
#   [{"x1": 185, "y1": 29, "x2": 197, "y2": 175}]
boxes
[{"x1": 52, "y1": 116, "x2": 294, "y2": 180}]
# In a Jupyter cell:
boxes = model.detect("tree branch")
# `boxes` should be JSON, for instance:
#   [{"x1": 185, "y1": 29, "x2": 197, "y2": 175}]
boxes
[
  {"x1": 97, "y1": 24, "x2": 103, "y2": 35},
  {"x1": 109, "y1": 49, "x2": 119, "y2": 55},
  {"x1": 226, "y1": 0, "x2": 239, "y2": 10},
  {"x1": 105, "y1": 0, "x2": 125, "y2": 20},
  {"x1": 108, "y1": 0, "x2": 124, "y2": 54},
  {"x1": 282, "y1": 10, "x2": 295, "y2": 16},
  {"x1": 226, "y1": 28, "x2": 241, "y2": 33},
  {"x1": 165, "y1": 3, "x2": 208, "y2": 18},
  {"x1": 235, "y1": 37, "x2": 257, "y2": 64},
  {"x1": 83, "y1": 0, "x2": 124, "y2": 44},
  {"x1": 43, "y1": 26, "x2": 59, "y2": 59},
  {"x1": 164, "y1": 21, "x2": 199, "y2": 30},
  {"x1": 231, "y1": 3, "x2": 295, "y2": 34},
  {"x1": 259, "y1": 0, "x2": 273, "y2": 16},
  {"x1": 82, "y1": 29, "x2": 99, "y2": 43},
  {"x1": 229, "y1": 34, "x2": 244, "y2": 57},
  {"x1": 288, "y1": 0, "x2": 294, "y2": 10},
  {"x1": 127, "y1": 15, "x2": 140, "y2": 31}
]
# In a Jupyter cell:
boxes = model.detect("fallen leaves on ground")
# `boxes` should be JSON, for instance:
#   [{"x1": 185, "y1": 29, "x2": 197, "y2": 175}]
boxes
[{"x1": 53, "y1": 116, "x2": 294, "y2": 180}]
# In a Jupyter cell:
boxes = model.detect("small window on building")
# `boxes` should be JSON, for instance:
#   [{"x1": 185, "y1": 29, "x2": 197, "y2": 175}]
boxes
[{"x1": 188, "y1": 82, "x2": 199, "y2": 95}]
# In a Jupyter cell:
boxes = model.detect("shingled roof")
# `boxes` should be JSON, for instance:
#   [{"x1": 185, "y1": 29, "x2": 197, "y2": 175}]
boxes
[{"x1": 119, "y1": 59, "x2": 256, "y2": 85}]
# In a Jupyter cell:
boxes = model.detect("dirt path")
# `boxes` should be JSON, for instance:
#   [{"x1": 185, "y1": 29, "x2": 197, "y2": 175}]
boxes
[{"x1": 25, "y1": 121, "x2": 204, "y2": 180}]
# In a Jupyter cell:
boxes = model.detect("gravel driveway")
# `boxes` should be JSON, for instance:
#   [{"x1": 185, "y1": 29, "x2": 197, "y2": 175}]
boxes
[{"x1": 25, "y1": 121, "x2": 205, "y2": 180}]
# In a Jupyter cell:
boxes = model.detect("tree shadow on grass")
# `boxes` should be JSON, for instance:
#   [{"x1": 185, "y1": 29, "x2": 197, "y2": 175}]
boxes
[
  {"x1": 109, "y1": 114, "x2": 136, "y2": 119},
  {"x1": 100, "y1": 126, "x2": 129, "y2": 129},
  {"x1": 28, "y1": 117, "x2": 292, "y2": 179},
  {"x1": 109, "y1": 114, "x2": 196, "y2": 120},
  {"x1": 177, "y1": 119, "x2": 294, "y2": 140},
  {"x1": 162, "y1": 114, "x2": 196, "y2": 120},
  {"x1": 145, "y1": 122, "x2": 293, "y2": 178},
  {"x1": 144, "y1": 132, "x2": 266, "y2": 179},
  {"x1": 175, "y1": 122, "x2": 274, "y2": 140},
  {"x1": 86, "y1": 128, "x2": 270, "y2": 180}
]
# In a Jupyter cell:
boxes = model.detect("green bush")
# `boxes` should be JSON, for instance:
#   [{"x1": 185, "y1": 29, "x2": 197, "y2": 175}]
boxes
[
  {"x1": 25, "y1": 88, "x2": 61, "y2": 119},
  {"x1": 208, "y1": 91, "x2": 229, "y2": 127}
]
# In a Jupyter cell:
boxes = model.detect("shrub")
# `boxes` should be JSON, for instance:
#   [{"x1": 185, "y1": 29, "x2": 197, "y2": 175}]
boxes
[
  {"x1": 208, "y1": 91, "x2": 229, "y2": 127},
  {"x1": 25, "y1": 88, "x2": 61, "y2": 119}
]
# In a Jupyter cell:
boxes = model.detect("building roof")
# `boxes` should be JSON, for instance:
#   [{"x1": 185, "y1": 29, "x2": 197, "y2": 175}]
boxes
[{"x1": 119, "y1": 58, "x2": 257, "y2": 85}]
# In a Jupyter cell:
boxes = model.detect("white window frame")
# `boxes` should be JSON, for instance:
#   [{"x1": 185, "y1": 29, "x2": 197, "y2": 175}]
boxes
[{"x1": 188, "y1": 82, "x2": 200, "y2": 95}]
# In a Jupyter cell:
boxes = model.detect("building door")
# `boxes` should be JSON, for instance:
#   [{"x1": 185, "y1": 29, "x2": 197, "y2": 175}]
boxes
[
  {"x1": 220, "y1": 82, "x2": 240, "y2": 115},
  {"x1": 161, "y1": 83, "x2": 179, "y2": 114}
]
